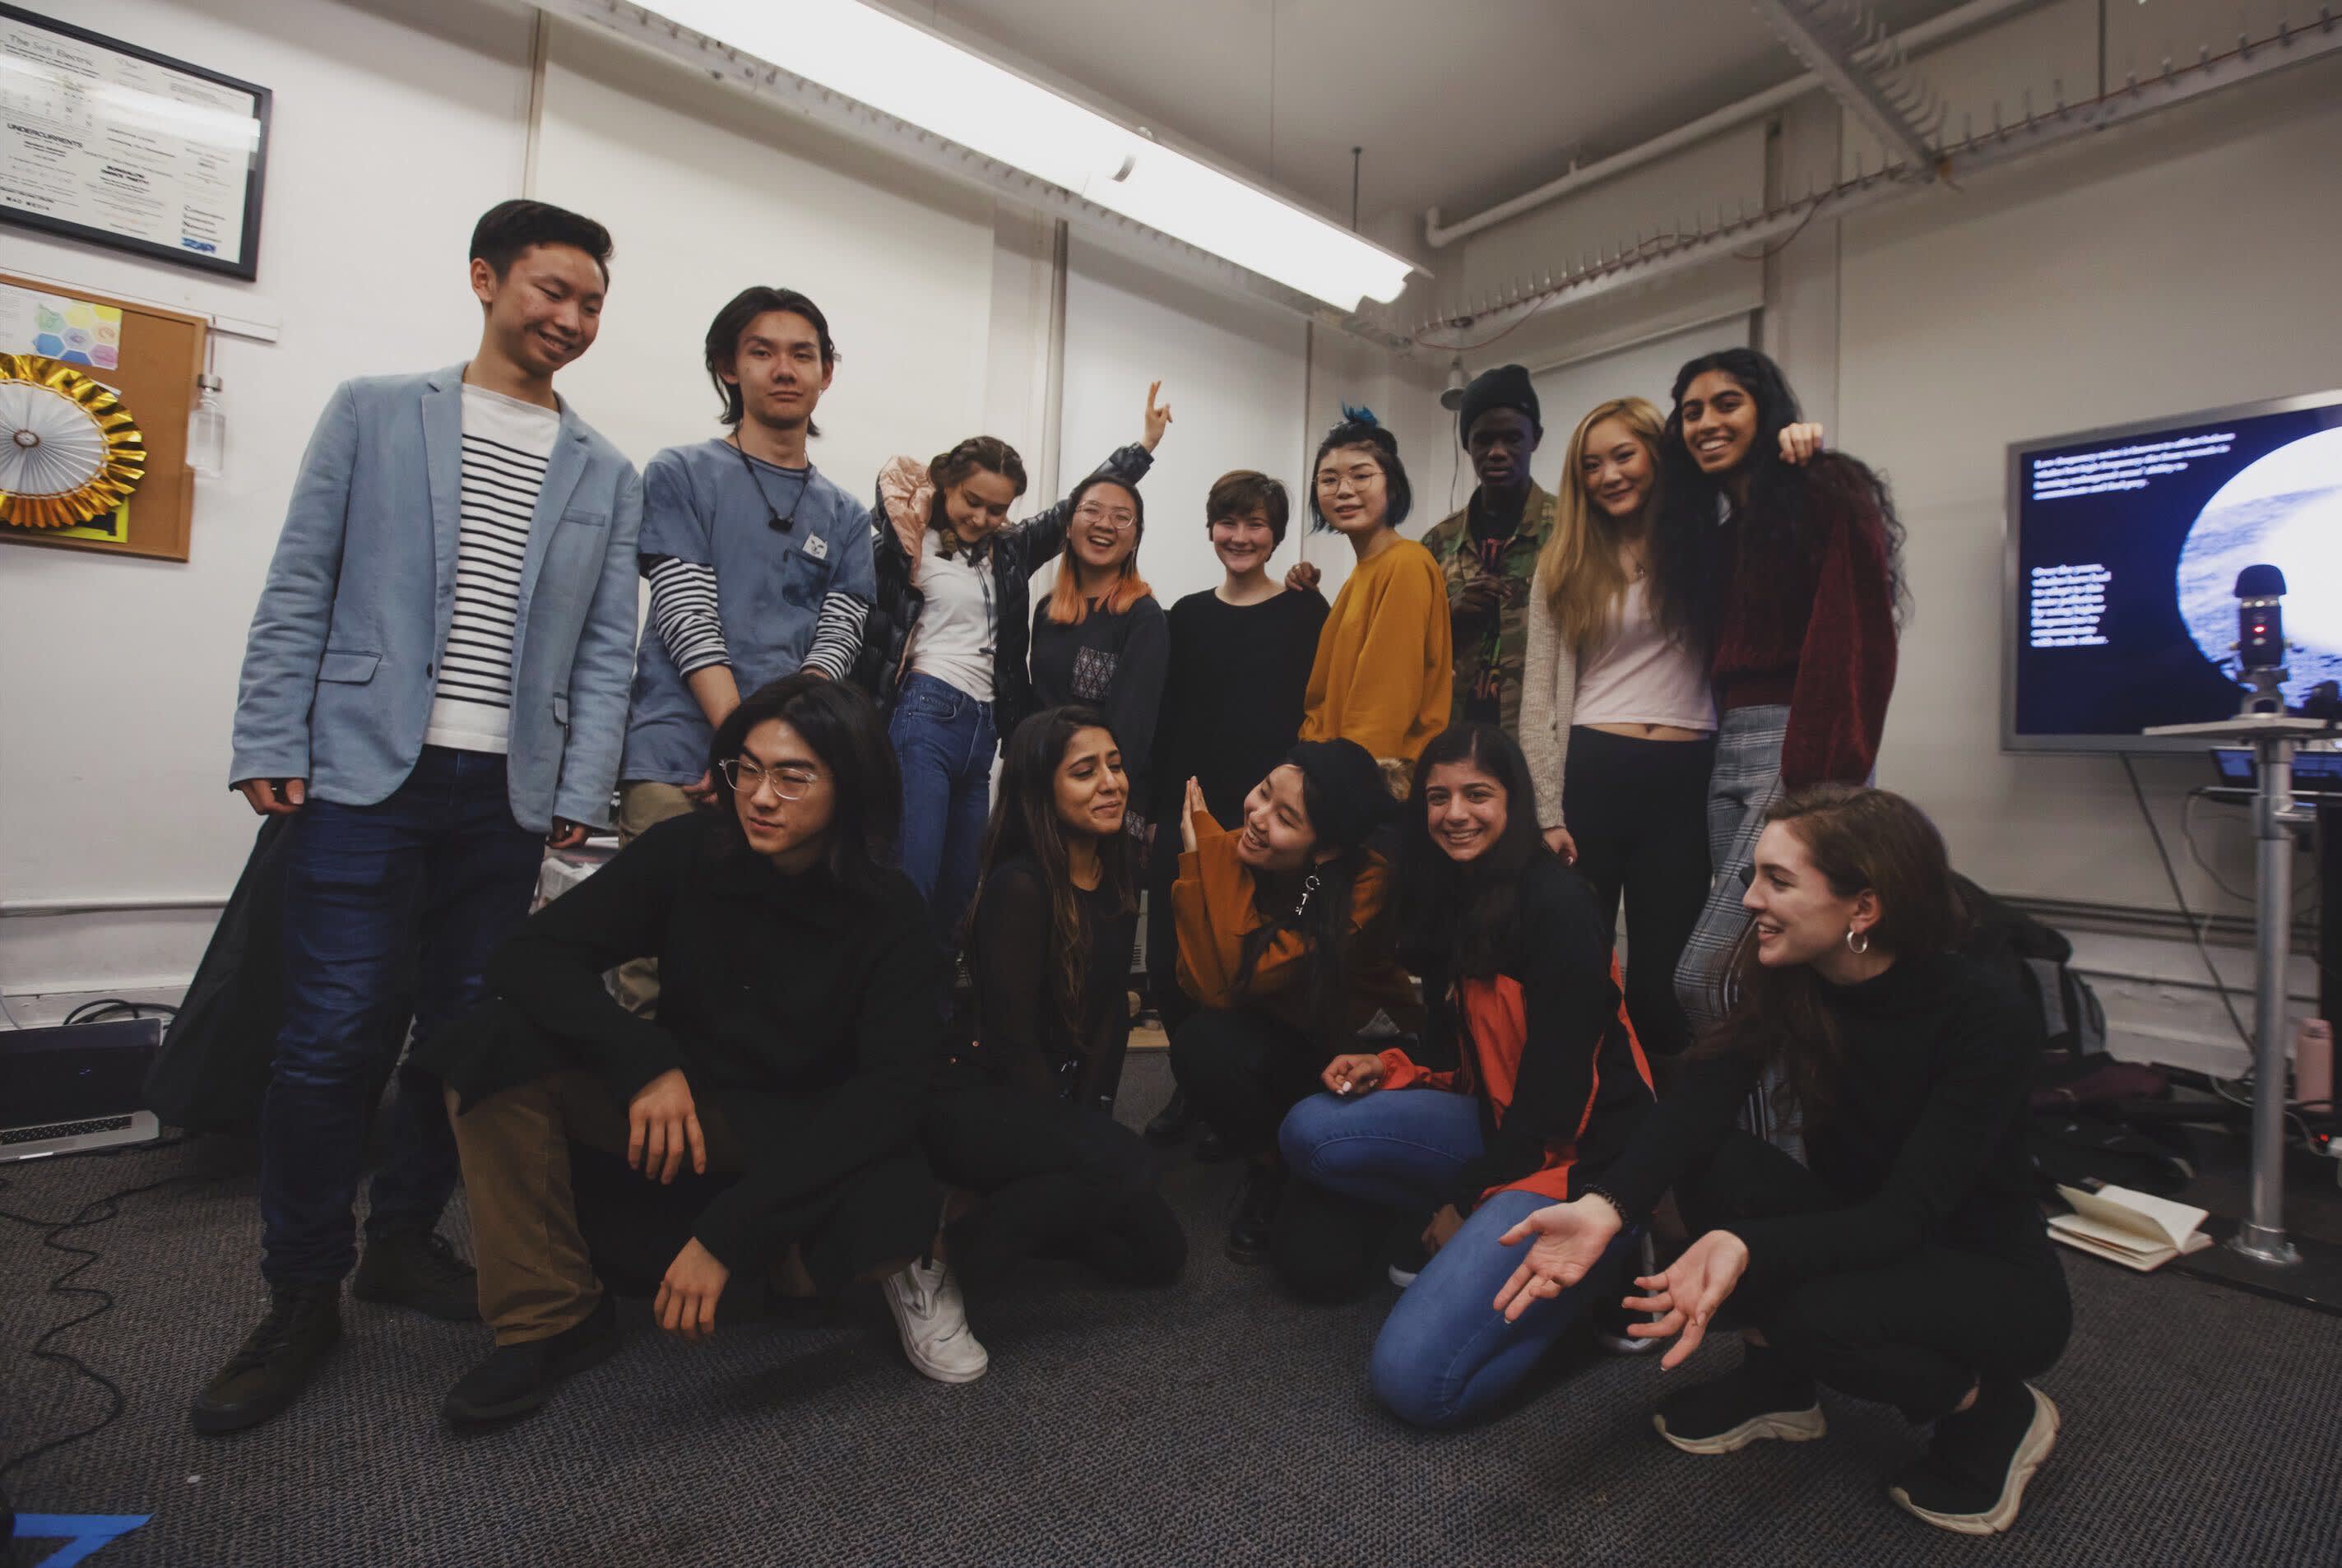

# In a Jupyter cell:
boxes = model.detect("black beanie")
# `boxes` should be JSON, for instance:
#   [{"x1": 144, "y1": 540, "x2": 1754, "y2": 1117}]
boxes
[
  {"x1": 1285, "y1": 739, "x2": 1395, "y2": 851},
  {"x1": 1457, "y1": 364, "x2": 1540, "y2": 446}
]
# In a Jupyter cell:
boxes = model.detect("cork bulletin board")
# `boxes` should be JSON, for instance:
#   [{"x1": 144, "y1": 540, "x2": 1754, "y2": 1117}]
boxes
[{"x1": 0, "y1": 270, "x2": 206, "y2": 562}]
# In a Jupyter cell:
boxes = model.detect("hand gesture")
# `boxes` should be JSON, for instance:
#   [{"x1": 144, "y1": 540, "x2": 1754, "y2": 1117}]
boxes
[
  {"x1": 1542, "y1": 824, "x2": 1577, "y2": 865},
  {"x1": 1491, "y1": 1195, "x2": 1624, "y2": 1321},
  {"x1": 627, "y1": 1068, "x2": 707, "y2": 1185},
  {"x1": 1180, "y1": 777, "x2": 1206, "y2": 855},
  {"x1": 1143, "y1": 380, "x2": 1174, "y2": 451},
  {"x1": 234, "y1": 777, "x2": 307, "y2": 817},
  {"x1": 1622, "y1": 1228, "x2": 1751, "y2": 1369},
  {"x1": 1778, "y1": 422, "x2": 1827, "y2": 465},
  {"x1": 1452, "y1": 571, "x2": 1505, "y2": 629},
  {"x1": 654, "y1": 1236, "x2": 730, "y2": 1343},
  {"x1": 1321, "y1": 1052, "x2": 1385, "y2": 1096},
  {"x1": 1283, "y1": 559, "x2": 1322, "y2": 595}
]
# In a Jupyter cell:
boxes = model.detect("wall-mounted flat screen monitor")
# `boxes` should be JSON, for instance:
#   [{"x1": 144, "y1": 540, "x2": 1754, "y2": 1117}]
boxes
[{"x1": 2004, "y1": 389, "x2": 2342, "y2": 751}]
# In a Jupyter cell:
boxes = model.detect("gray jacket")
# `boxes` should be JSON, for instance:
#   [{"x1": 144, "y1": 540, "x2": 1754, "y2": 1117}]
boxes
[{"x1": 229, "y1": 364, "x2": 643, "y2": 833}]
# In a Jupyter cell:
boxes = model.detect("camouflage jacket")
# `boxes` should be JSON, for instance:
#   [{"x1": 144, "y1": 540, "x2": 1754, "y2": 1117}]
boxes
[{"x1": 1420, "y1": 482, "x2": 1557, "y2": 736}]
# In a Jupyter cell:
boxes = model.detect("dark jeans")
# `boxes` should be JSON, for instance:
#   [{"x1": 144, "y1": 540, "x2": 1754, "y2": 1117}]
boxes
[
  {"x1": 1171, "y1": 1007, "x2": 1389, "y2": 1301},
  {"x1": 922, "y1": 1074, "x2": 1185, "y2": 1289},
  {"x1": 889, "y1": 673, "x2": 998, "y2": 955},
  {"x1": 1142, "y1": 831, "x2": 1194, "y2": 1037},
  {"x1": 259, "y1": 746, "x2": 544, "y2": 1287},
  {"x1": 1680, "y1": 1130, "x2": 2073, "y2": 1422},
  {"x1": 1561, "y1": 727, "x2": 1715, "y2": 1057},
  {"x1": 1166, "y1": 1006, "x2": 1328, "y2": 1157}
]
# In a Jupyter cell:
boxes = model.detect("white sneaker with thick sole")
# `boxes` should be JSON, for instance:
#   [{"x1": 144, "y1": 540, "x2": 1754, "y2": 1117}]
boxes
[{"x1": 881, "y1": 1259, "x2": 988, "y2": 1384}]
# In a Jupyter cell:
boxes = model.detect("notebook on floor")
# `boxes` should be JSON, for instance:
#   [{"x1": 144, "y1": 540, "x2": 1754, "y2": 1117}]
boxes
[
  {"x1": 0, "y1": 1018, "x2": 165, "y2": 1162},
  {"x1": 2049, "y1": 1183, "x2": 2214, "y2": 1272}
]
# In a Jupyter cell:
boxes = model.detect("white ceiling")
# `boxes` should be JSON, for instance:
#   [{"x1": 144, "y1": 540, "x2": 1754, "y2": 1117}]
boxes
[{"x1": 916, "y1": 0, "x2": 1986, "y2": 244}]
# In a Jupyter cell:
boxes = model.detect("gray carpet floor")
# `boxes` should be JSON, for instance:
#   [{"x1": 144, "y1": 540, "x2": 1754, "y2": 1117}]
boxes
[{"x1": 7, "y1": 1053, "x2": 2341, "y2": 1568}]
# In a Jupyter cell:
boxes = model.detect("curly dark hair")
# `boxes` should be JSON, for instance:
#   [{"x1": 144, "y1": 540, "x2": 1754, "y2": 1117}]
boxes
[{"x1": 1645, "y1": 348, "x2": 1907, "y2": 649}]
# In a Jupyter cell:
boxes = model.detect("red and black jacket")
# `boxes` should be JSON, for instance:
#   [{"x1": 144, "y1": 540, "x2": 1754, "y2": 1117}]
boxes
[{"x1": 1377, "y1": 855, "x2": 1654, "y2": 1213}]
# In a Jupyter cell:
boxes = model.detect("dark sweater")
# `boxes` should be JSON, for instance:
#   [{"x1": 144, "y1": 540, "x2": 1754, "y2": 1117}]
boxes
[
  {"x1": 1029, "y1": 593, "x2": 1170, "y2": 821},
  {"x1": 1386, "y1": 855, "x2": 1652, "y2": 1213},
  {"x1": 419, "y1": 810, "x2": 941, "y2": 1273},
  {"x1": 965, "y1": 855, "x2": 1135, "y2": 1105},
  {"x1": 1148, "y1": 587, "x2": 1329, "y2": 825},
  {"x1": 1708, "y1": 454, "x2": 1898, "y2": 788},
  {"x1": 1602, "y1": 949, "x2": 2048, "y2": 1296}
]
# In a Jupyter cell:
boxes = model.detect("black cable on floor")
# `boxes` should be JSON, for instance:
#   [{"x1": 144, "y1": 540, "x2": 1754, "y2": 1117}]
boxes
[{"x1": 0, "y1": 1141, "x2": 198, "y2": 1483}]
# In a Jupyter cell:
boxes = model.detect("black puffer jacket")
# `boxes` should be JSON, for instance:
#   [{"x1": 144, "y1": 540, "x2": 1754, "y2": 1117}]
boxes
[{"x1": 853, "y1": 443, "x2": 1152, "y2": 749}]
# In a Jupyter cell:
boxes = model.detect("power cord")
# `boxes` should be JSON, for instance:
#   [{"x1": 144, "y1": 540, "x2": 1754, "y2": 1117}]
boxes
[{"x1": 0, "y1": 1142, "x2": 201, "y2": 1483}]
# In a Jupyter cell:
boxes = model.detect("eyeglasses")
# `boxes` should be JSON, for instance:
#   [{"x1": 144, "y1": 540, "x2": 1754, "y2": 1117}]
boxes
[
  {"x1": 1073, "y1": 501, "x2": 1139, "y2": 531},
  {"x1": 717, "y1": 757, "x2": 823, "y2": 800}
]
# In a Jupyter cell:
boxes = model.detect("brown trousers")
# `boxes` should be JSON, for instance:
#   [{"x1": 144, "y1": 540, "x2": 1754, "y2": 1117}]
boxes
[
  {"x1": 448, "y1": 1071, "x2": 747, "y2": 1345},
  {"x1": 610, "y1": 781, "x2": 697, "y2": 1016}
]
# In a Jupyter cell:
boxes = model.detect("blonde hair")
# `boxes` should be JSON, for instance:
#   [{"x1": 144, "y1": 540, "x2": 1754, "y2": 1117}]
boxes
[{"x1": 1535, "y1": 397, "x2": 1668, "y2": 656}]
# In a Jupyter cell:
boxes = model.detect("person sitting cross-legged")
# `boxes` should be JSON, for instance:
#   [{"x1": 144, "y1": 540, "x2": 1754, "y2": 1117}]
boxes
[{"x1": 419, "y1": 674, "x2": 979, "y2": 1425}]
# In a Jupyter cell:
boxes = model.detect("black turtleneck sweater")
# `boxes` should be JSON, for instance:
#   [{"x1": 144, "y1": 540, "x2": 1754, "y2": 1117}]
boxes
[
  {"x1": 420, "y1": 809, "x2": 942, "y2": 1272},
  {"x1": 1602, "y1": 949, "x2": 2048, "y2": 1294}
]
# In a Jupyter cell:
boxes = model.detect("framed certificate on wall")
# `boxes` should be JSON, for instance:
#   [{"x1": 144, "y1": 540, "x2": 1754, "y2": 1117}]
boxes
[{"x1": 0, "y1": 4, "x2": 271, "y2": 281}]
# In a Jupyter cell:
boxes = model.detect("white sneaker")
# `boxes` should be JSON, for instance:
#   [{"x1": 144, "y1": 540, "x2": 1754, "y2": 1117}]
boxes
[{"x1": 881, "y1": 1259, "x2": 988, "y2": 1384}]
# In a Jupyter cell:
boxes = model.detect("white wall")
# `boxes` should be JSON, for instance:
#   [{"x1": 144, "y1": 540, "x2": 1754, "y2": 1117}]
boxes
[
  {"x1": 1842, "y1": 39, "x2": 2342, "y2": 917},
  {"x1": 1053, "y1": 231, "x2": 1310, "y2": 610},
  {"x1": 0, "y1": 0, "x2": 535, "y2": 994},
  {"x1": 531, "y1": 19, "x2": 1000, "y2": 502}
]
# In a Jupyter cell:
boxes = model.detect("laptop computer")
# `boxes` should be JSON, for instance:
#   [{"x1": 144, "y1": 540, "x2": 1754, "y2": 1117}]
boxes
[{"x1": 0, "y1": 1017, "x2": 165, "y2": 1162}]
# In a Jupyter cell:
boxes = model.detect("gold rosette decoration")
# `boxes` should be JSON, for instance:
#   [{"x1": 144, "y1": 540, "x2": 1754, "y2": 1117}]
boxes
[{"x1": 0, "y1": 353, "x2": 146, "y2": 530}]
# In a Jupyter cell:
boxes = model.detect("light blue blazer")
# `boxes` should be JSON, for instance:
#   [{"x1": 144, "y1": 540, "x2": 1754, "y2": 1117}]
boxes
[{"x1": 230, "y1": 364, "x2": 643, "y2": 833}]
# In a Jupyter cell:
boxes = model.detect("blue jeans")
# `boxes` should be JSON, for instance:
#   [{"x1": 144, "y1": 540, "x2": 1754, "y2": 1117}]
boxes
[
  {"x1": 888, "y1": 673, "x2": 997, "y2": 951},
  {"x1": 258, "y1": 747, "x2": 545, "y2": 1286},
  {"x1": 1279, "y1": 1088, "x2": 1640, "y2": 1430}
]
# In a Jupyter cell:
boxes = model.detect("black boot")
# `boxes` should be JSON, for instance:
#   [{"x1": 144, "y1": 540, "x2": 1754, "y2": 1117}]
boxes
[
  {"x1": 1225, "y1": 1161, "x2": 1287, "y2": 1265},
  {"x1": 1144, "y1": 1088, "x2": 1195, "y2": 1146},
  {"x1": 353, "y1": 1228, "x2": 480, "y2": 1321},
  {"x1": 442, "y1": 1296, "x2": 622, "y2": 1426},
  {"x1": 190, "y1": 1283, "x2": 343, "y2": 1435}
]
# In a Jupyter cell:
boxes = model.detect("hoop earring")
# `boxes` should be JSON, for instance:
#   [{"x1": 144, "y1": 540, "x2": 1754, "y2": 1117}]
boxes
[
  {"x1": 1845, "y1": 927, "x2": 1871, "y2": 956},
  {"x1": 1292, "y1": 872, "x2": 1324, "y2": 922}
]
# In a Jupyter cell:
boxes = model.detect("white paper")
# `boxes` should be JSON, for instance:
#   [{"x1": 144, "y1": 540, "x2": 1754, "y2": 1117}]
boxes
[{"x1": 0, "y1": 15, "x2": 260, "y2": 266}]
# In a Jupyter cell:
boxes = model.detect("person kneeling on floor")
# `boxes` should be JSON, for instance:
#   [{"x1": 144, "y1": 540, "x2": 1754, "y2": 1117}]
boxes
[
  {"x1": 420, "y1": 673, "x2": 980, "y2": 1424},
  {"x1": 921, "y1": 706, "x2": 1187, "y2": 1296},
  {"x1": 1165, "y1": 739, "x2": 1422, "y2": 1292},
  {"x1": 1281, "y1": 722, "x2": 1655, "y2": 1430},
  {"x1": 1493, "y1": 784, "x2": 2069, "y2": 1537}
]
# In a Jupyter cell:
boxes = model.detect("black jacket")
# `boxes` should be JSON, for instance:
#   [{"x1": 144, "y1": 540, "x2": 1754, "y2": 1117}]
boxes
[
  {"x1": 854, "y1": 443, "x2": 1153, "y2": 747},
  {"x1": 418, "y1": 810, "x2": 942, "y2": 1272}
]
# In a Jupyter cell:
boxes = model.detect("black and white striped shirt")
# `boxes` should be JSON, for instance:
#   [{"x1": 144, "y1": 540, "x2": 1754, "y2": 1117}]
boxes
[
  {"x1": 644, "y1": 554, "x2": 867, "y2": 682},
  {"x1": 424, "y1": 385, "x2": 561, "y2": 753}
]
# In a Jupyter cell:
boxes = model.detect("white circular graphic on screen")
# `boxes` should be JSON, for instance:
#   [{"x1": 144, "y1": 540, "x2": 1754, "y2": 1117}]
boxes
[{"x1": 2176, "y1": 426, "x2": 2342, "y2": 705}]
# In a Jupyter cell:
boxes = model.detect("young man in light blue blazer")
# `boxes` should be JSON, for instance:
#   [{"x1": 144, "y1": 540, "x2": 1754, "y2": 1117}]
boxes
[{"x1": 194, "y1": 201, "x2": 643, "y2": 1435}]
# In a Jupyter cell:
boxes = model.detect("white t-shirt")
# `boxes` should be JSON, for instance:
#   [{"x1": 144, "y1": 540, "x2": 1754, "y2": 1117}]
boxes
[
  {"x1": 424, "y1": 384, "x2": 561, "y2": 753},
  {"x1": 1574, "y1": 576, "x2": 1716, "y2": 733},
  {"x1": 910, "y1": 527, "x2": 995, "y2": 700}
]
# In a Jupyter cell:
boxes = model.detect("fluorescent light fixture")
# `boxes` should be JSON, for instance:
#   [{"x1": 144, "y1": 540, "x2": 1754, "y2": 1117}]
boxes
[{"x1": 628, "y1": 0, "x2": 1418, "y2": 311}]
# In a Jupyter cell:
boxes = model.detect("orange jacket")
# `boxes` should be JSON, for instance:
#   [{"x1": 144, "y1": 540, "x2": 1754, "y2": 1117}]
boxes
[{"x1": 1172, "y1": 807, "x2": 1417, "y2": 1041}]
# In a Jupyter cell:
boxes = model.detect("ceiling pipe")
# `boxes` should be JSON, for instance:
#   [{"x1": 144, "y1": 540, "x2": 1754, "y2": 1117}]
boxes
[
  {"x1": 1412, "y1": 7, "x2": 2342, "y2": 348},
  {"x1": 1422, "y1": 0, "x2": 2038, "y2": 248}
]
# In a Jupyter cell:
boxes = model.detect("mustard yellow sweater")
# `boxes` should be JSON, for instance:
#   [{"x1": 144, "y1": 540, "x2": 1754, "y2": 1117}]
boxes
[{"x1": 1299, "y1": 536, "x2": 1454, "y2": 763}]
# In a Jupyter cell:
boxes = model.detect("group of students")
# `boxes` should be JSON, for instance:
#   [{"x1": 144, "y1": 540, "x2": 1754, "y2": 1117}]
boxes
[{"x1": 192, "y1": 197, "x2": 2068, "y2": 1538}]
